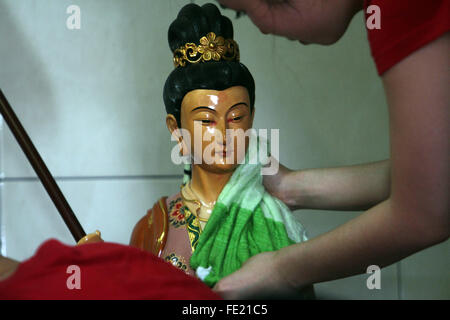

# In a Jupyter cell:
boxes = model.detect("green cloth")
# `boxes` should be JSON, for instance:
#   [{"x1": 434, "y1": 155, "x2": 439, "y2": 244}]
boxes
[{"x1": 187, "y1": 131, "x2": 308, "y2": 287}]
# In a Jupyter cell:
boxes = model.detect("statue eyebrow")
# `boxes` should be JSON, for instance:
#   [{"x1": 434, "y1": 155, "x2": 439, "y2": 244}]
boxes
[
  {"x1": 191, "y1": 102, "x2": 248, "y2": 113},
  {"x1": 191, "y1": 106, "x2": 216, "y2": 112}
]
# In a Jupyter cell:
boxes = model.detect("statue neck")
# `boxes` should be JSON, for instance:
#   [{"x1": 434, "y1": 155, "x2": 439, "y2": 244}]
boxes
[{"x1": 189, "y1": 165, "x2": 233, "y2": 205}]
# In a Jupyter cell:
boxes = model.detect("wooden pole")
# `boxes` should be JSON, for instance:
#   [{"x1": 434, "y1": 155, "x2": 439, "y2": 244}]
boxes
[{"x1": 0, "y1": 89, "x2": 86, "y2": 242}]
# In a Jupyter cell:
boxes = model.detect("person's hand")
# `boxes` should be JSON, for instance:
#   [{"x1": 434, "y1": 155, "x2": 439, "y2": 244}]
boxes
[
  {"x1": 212, "y1": 251, "x2": 301, "y2": 299},
  {"x1": 262, "y1": 156, "x2": 296, "y2": 208},
  {"x1": 218, "y1": 0, "x2": 363, "y2": 44}
]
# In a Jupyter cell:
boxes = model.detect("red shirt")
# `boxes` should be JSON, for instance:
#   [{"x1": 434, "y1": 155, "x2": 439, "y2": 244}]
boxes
[
  {"x1": 0, "y1": 239, "x2": 221, "y2": 300},
  {"x1": 364, "y1": 0, "x2": 450, "y2": 75}
]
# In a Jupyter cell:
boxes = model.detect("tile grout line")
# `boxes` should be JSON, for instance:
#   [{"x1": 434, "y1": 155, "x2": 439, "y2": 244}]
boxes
[
  {"x1": 0, "y1": 172, "x2": 183, "y2": 255},
  {"x1": 0, "y1": 174, "x2": 184, "y2": 183},
  {"x1": 0, "y1": 115, "x2": 5, "y2": 256},
  {"x1": 397, "y1": 261, "x2": 402, "y2": 300}
]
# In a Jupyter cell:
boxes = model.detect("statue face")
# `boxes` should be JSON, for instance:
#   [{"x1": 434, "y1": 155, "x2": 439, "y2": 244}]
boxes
[{"x1": 169, "y1": 85, "x2": 254, "y2": 174}]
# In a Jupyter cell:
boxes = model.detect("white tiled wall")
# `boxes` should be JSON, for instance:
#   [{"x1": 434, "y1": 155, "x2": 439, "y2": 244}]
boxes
[
  {"x1": 1, "y1": 178, "x2": 182, "y2": 261},
  {"x1": 0, "y1": 0, "x2": 447, "y2": 299}
]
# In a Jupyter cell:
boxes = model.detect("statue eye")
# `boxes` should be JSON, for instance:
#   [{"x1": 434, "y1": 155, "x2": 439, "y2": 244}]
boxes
[
  {"x1": 228, "y1": 116, "x2": 243, "y2": 123},
  {"x1": 201, "y1": 119, "x2": 215, "y2": 125}
]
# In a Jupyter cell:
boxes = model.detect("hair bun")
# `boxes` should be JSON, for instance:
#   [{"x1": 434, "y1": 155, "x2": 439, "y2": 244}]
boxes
[
  {"x1": 168, "y1": 3, "x2": 234, "y2": 53},
  {"x1": 163, "y1": 3, "x2": 254, "y2": 128}
]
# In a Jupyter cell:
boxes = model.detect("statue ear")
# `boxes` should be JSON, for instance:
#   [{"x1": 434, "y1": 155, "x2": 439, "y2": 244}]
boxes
[
  {"x1": 250, "y1": 107, "x2": 255, "y2": 125},
  {"x1": 166, "y1": 114, "x2": 189, "y2": 156},
  {"x1": 166, "y1": 114, "x2": 179, "y2": 136}
]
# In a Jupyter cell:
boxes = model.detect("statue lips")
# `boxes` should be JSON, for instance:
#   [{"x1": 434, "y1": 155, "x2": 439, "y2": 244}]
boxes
[{"x1": 215, "y1": 148, "x2": 234, "y2": 158}]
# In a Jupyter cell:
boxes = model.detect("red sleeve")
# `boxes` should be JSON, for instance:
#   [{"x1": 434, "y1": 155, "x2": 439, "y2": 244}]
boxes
[
  {"x1": 0, "y1": 239, "x2": 220, "y2": 300},
  {"x1": 364, "y1": 0, "x2": 450, "y2": 75}
]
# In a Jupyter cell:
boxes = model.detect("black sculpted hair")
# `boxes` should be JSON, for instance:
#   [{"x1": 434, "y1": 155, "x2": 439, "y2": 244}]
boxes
[{"x1": 163, "y1": 3, "x2": 255, "y2": 127}]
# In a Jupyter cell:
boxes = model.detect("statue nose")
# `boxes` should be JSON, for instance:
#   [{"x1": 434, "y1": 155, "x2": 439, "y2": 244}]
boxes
[{"x1": 215, "y1": 121, "x2": 227, "y2": 144}]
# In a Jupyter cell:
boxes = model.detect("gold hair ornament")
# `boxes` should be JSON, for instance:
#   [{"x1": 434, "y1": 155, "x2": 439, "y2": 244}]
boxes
[{"x1": 173, "y1": 32, "x2": 240, "y2": 68}]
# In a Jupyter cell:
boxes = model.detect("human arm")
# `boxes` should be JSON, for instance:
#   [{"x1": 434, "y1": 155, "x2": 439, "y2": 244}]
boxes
[
  {"x1": 0, "y1": 256, "x2": 19, "y2": 281},
  {"x1": 0, "y1": 231, "x2": 102, "y2": 282},
  {"x1": 213, "y1": 32, "x2": 450, "y2": 299},
  {"x1": 264, "y1": 158, "x2": 391, "y2": 211},
  {"x1": 0, "y1": 232, "x2": 102, "y2": 281},
  {"x1": 218, "y1": 0, "x2": 363, "y2": 44}
]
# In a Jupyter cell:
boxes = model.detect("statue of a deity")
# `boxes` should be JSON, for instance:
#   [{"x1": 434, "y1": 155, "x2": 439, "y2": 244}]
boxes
[{"x1": 130, "y1": 3, "x2": 313, "y2": 297}]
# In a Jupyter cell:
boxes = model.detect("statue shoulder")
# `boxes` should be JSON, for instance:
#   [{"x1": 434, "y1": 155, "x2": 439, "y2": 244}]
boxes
[{"x1": 129, "y1": 196, "x2": 169, "y2": 256}]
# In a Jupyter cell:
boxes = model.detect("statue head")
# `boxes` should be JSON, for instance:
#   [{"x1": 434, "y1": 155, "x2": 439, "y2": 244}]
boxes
[{"x1": 164, "y1": 3, "x2": 256, "y2": 174}]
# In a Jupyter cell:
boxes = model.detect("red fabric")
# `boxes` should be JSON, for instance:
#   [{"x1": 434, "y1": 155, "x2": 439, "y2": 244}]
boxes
[
  {"x1": 364, "y1": 0, "x2": 450, "y2": 75},
  {"x1": 0, "y1": 239, "x2": 221, "y2": 300}
]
